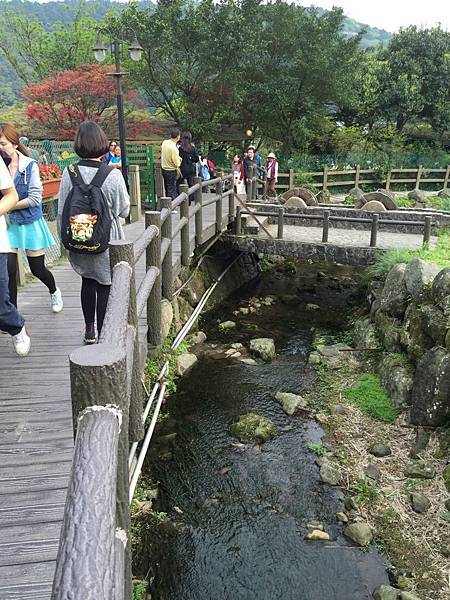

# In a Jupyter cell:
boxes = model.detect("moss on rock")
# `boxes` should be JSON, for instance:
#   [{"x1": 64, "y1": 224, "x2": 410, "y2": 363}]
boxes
[{"x1": 229, "y1": 412, "x2": 276, "y2": 444}]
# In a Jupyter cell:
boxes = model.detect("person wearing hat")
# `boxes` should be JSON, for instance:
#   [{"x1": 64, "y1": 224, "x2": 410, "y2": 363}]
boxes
[{"x1": 265, "y1": 152, "x2": 278, "y2": 197}]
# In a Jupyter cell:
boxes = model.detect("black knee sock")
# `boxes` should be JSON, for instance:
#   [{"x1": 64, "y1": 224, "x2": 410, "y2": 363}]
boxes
[
  {"x1": 81, "y1": 277, "x2": 96, "y2": 326},
  {"x1": 27, "y1": 255, "x2": 57, "y2": 294},
  {"x1": 96, "y1": 283, "x2": 110, "y2": 334},
  {"x1": 7, "y1": 253, "x2": 18, "y2": 307}
]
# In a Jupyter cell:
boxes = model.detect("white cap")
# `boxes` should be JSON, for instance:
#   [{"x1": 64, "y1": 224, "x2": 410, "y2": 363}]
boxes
[{"x1": 267, "y1": 152, "x2": 276, "y2": 159}]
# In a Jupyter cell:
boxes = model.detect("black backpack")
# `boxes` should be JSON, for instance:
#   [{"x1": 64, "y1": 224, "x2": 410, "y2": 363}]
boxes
[{"x1": 61, "y1": 163, "x2": 113, "y2": 254}]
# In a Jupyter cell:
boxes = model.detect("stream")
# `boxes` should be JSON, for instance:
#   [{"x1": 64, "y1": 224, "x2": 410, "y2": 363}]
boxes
[{"x1": 145, "y1": 263, "x2": 389, "y2": 600}]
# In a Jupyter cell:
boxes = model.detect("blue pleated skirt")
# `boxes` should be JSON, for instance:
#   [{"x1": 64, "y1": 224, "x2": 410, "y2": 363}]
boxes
[{"x1": 7, "y1": 217, "x2": 56, "y2": 251}]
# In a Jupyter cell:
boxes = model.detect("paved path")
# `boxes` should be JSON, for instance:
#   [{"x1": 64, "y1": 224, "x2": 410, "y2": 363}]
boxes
[
  {"x1": 262, "y1": 224, "x2": 435, "y2": 250},
  {"x1": 0, "y1": 195, "x2": 233, "y2": 600}
]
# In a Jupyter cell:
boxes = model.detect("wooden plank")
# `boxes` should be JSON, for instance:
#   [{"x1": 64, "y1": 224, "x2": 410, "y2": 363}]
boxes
[
  {"x1": 0, "y1": 192, "x2": 231, "y2": 598},
  {"x1": 0, "y1": 502, "x2": 65, "y2": 527}
]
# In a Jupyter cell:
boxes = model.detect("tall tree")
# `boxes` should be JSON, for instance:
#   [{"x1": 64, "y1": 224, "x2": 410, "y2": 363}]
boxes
[
  {"x1": 0, "y1": 0, "x2": 99, "y2": 84},
  {"x1": 243, "y1": 3, "x2": 363, "y2": 153},
  {"x1": 107, "y1": 0, "x2": 261, "y2": 141},
  {"x1": 378, "y1": 26, "x2": 450, "y2": 132}
]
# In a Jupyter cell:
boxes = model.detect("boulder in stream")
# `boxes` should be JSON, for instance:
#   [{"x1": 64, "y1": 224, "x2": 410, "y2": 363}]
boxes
[
  {"x1": 176, "y1": 353, "x2": 198, "y2": 376},
  {"x1": 249, "y1": 338, "x2": 276, "y2": 361},
  {"x1": 229, "y1": 412, "x2": 276, "y2": 444},
  {"x1": 344, "y1": 522, "x2": 373, "y2": 546},
  {"x1": 218, "y1": 320, "x2": 236, "y2": 331},
  {"x1": 275, "y1": 391, "x2": 308, "y2": 416},
  {"x1": 373, "y1": 585, "x2": 401, "y2": 600}
]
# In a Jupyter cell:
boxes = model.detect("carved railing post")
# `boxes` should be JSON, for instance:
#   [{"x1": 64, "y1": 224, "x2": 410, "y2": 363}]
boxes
[
  {"x1": 370, "y1": 214, "x2": 379, "y2": 247},
  {"x1": 215, "y1": 175, "x2": 223, "y2": 233},
  {"x1": 423, "y1": 216, "x2": 432, "y2": 246},
  {"x1": 235, "y1": 205, "x2": 242, "y2": 235},
  {"x1": 179, "y1": 183, "x2": 190, "y2": 266},
  {"x1": 277, "y1": 207, "x2": 284, "y2": 239},
  {"x1": 146, "y1": 211, "x2": 162, "y2": 347},
  {"x1": 322, "y1": 210, "x2": 330, "y2": 243},
  {"x1": 129, "y1": 165, "x2": 141, "y2": 223},
  {"x1": 193, "y1": 176, "x2": 203, "y2": 245},
  {"x1": 109, "y1": 241, "x2": 143, "y2": 443},
  {"x1": 160, "y1": 197, "x2": 173, "y2": 298},
  {"x1": 227, "y1": 176, "x2": 234, "y2": 222},
  {"x1": 69, "y1": 344, "x2": 131, "y2": 599},
  {"x1": 52, "y1": 406, "x2": 121, "y2": 600}
]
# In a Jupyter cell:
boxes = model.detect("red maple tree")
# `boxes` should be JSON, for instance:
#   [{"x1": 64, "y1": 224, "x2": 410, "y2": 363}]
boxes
[{"x1": 22, "y1": 64, "x2": 137, "y2": 139}]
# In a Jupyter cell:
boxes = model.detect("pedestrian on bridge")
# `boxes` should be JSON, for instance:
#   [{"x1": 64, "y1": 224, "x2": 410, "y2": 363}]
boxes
[
  {"x1": 0, "y1": 155, "x2": 30, "y2": 356},
  {"x1": 265, "y1": 152, "x2": 278, "y2": 197},
  {"x1": 178, "y1": 131, "x2": 199, "y2": 194},
  {"x1": 161, "y1": 128, "x2": 182, "y2": 200},
  {"x1": 0, "y1": 123, "x2": 63, "y2": 314},
  {"x1": 58, "y1": 121, "x2": 130, "y2": 344}
]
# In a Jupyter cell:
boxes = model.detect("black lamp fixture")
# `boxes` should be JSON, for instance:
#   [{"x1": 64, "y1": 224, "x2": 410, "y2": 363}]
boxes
[{"x1": 93, "y1": 31, "x2": 143, "y2": 188}]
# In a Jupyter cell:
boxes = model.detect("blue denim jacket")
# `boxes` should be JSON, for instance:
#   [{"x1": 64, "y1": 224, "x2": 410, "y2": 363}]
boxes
[{"x1": 10, "y1": 153, "x2": 43, "y2": 225}]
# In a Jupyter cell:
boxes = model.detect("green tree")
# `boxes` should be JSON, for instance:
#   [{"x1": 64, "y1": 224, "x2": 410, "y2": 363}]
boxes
[
  {"x1": 379, "y1": 26, "x2": 450, "y2": 132},
  {"x1": 242, "y1": 3, "x2": 363, "y2": 153},
  {"x1": 106, "y1": 0, "x2": 261, "y2": 141},
  {"x1": 0, "y1": 1, "x2": 99, "y2": 84}
]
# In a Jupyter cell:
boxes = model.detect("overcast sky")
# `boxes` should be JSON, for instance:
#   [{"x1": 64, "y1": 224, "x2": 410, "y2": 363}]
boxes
[{"x1": 294, "y1": 0, "x2": 449, "y2": 32}]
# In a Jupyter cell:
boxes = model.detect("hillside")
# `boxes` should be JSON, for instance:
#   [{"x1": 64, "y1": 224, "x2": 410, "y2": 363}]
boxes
[{"x1": 0, "y1": 0, "x2": 391, "y2": 105}]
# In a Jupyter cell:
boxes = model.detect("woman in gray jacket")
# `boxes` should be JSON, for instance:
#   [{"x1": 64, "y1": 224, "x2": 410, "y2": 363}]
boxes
[{"x1": 58, "y1": 121, "x2": 130, "y2": 344}]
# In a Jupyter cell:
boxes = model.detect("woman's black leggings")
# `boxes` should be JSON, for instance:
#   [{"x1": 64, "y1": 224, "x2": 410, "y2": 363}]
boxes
[
  {"x1": 7, "y1": 253, "x2": 56, "y2": 307},
  {"x1": 80, "y1": 277, "x2": 110, "y2": 334}
]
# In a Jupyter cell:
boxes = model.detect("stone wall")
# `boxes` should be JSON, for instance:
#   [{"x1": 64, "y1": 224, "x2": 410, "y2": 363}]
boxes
[
  {"x1": 160, "y1": 249, "x2": 261, "y2": 344},
  {"x1": 227, "y1": 236, "x2": 382, "y2": 266},
  {"x1": 353, "y1": 260, "x2": 450, "y2": 427}
]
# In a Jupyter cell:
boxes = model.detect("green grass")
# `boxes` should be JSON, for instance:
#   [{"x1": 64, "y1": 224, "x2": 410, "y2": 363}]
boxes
[
  {"x1": 144, "y1": 331, "x2": 190, "y2": 395},
  {"x1": 370, "y1": 229, "x2": 450, "y2": 276},
  {"x1": 307, "y1": 442, "x2": 329, "y2": 456},
  {"x1": 351, "y1": 477, "x2": 379, "y2": 504},
  {"x1": 395, "y1": 195, "x2": 416, "y2": 208},
  {"x1": 344, "y1": 373, "x2": 399, "y2": 423},
  {"x1": 132, "y1": 581, "x2": 147, "y2": 600}
]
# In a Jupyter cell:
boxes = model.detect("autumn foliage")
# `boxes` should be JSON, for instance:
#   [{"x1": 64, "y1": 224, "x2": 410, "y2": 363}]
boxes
[{"x1": 22, "y1": 64, "x2": 135, "y2": 139}]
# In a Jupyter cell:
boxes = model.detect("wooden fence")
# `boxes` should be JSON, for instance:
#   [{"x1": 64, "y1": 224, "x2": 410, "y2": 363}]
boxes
[
  {"x1": 235, "y1": 202, "x2": 433, "y2": 249},
  {"x1": 274, "y1": 164, "x2": 450, "y2": 193},
  {"x1": 51, "y1": 173, "x2": 234, "y2": 600}
]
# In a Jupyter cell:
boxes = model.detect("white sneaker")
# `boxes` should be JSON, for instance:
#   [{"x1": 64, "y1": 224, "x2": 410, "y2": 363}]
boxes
[
  {"x1": 12, "y1": 326, "x2": 31, "y2": 357},
  {"x1": 51, "y1": 287, "x2": 63, "y2": 313}
]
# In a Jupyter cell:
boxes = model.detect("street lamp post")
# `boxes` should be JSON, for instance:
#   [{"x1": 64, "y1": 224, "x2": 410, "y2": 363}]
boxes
[{"x1": 93, "y1": 33, "x2": 143, "y2": 189}]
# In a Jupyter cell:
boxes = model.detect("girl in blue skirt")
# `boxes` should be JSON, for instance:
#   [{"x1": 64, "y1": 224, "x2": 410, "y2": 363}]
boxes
[{"x1": 0, "y1": 123, "x2": 63, "y2": 312}]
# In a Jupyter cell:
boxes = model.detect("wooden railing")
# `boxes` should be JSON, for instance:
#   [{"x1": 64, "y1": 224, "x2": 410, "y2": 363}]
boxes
[
  {"x1": 51, "y1": 172, "x2": 234, "y2": 600},
  {"x1": 269, "y1": 164, "x2": 450, "y2": 193},
  {"x1": 235, "y1": 202, "x2": 433, "y2": 248}
]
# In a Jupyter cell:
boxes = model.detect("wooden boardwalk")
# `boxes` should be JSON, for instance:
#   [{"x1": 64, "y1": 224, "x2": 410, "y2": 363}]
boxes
[{"x1": 0, "y1": 197, "x2": 233, "y2": 600}]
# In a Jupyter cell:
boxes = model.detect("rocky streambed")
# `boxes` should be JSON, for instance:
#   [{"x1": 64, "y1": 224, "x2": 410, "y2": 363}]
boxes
[{"x1": 133, "y1": 263, "x2": 406, "y2": 600}]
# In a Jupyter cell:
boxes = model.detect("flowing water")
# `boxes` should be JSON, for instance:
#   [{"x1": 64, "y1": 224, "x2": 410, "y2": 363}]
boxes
[{"x1": 145, "y1": 264, "x2": 389, "y2": 600}]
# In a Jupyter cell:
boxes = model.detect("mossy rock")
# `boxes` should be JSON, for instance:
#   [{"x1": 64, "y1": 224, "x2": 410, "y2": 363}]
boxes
[
  {"x1": 375, "y1": 311, "x2": 402, "y2": 352},
  {"x1": 229, "y1": 412, "x2": 276, "y2": 444},
  {"x1": 378, "y1": 353, "x2": 414, "y2": 409}
]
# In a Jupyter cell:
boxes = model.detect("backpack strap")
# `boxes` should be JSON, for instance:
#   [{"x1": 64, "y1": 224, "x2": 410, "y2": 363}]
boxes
[
  {"x1": 68, "y1": 164, "x2": 90, "y2": 194},
  {"x1": 91, "y1": 163, "x2": 113, "y2": 188},
  {"x1": 68, "y1": 163, "x2": 113, "y2": 191}
]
